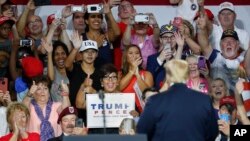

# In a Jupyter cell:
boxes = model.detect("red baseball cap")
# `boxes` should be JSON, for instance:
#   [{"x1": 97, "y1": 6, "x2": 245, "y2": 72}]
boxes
[
  {"x1": 21, "y1": 56, "x2": 43, "y2": 78},
  {"x1": 219, "y1": 96, "x2": 236, "y2": 109},
  {"x1": 0, "y1": 16, "x2": 15, "y2": 26},
  {"x1": 57, "y1": 106, "x2": 78, "y2": 124},
  {"x1": 194, "y1": 9, "x2": 214, "y2": 21},
  {"x1": 47, "y1": 14, "x2": 55, "y2": 25}
]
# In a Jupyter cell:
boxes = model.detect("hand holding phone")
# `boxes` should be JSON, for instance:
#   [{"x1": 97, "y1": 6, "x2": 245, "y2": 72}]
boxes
[
  {"x1": 219, "y1": 113, "x2": 230, "y2": 123},
  {"x1": 134, "y1": 14, "x2": 149, "y2": 23},
  {"x1": 71, "y1": 6, "x2": 85, "y2": 13},
  {"x1": 198, "y1": 56, "x2": 206, "y2": 70}
]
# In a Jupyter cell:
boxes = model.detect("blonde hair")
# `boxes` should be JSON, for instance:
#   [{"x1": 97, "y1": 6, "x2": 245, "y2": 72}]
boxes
[
  {"x1": 165, "y1": 59, "x2": 189, "y2": 83},
  {"x1": 6, "y1": 102, "x2": 30, "y2": 130}
]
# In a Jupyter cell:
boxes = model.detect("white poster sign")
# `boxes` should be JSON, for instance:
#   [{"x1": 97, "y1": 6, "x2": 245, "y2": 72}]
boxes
[{"x1": 86, "y1": 93, "x2": 135, "y2": 128}]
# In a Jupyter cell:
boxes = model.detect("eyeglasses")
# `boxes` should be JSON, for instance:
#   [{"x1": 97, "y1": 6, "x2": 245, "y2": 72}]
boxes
[
  {"x1": 103, "y1": 75, "x2": 118, "y2": 81},
  {"x1": 161, "y1": 35, "x2": 175, "y2": 40},
  {"x1": 28, "y1": 19, "x2": 41, "y2": 26}
]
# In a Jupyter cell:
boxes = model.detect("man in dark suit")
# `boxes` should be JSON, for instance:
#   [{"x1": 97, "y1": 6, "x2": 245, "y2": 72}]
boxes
[
  {"x1": 137, "y1": 59, "x2": 218, "y2": 141},
  {"x1": 146, "y1": 24, "x2": 177, "y2": 90},
  {"x1": 48, "y1": 106, "x2": 87, "y2": 141}
]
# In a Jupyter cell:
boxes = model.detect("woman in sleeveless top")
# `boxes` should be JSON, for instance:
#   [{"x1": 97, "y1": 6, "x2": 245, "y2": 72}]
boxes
[{"x1": 119, "y1": 44, "x2": 153, "y2": 113}]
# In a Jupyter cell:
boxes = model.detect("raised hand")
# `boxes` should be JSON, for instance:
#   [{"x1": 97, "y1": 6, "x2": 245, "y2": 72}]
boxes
[
  {"x1": 235, "y1": 79, "x2": 245, "y2": 94},
  {"x1": 28, "y1": 81, "x2": 38, "y2": 97},
  {"x1": 174, "y1": 32, "x2": 184, "y2": 47},
  {"x1": 2, "y1": 91, "x2": 12, "y2": 105},
  {"x1": 50, "y1": 18, "x2": 61, "y2": 31},
  {"x1": 158, "y1": 49, "x2": 172, "y2": 62},
  {"x1": 71, "y1": 30, "x2": 83, "y2": 49},
  {"x1": 195, "y1": 13, "x2": 207, "y2": 30},
  {"x1": 147, "y1": 13, "x2": 157, "y2": 25},
  {"x1": 41, "y1": 38, "x2": 53, "y2": 53},
  {"x1": 60, "y1": 80, "x2": 69, "y2": 94},
  {"x1": 103, "y1": 0, "x2": 111, "y2": 14},
  {"x1": 60, "y1": 18, "x2": 67, "y2": 30},
  {"x1": 27, "y1": 0, "x2": 36, "y2": 10},
  {"x1": 108, "y1": 0, "x2": 121, "y2": 8},
  {"x1": 62, "y1": 5, "x2": 73, "y2": 18}
]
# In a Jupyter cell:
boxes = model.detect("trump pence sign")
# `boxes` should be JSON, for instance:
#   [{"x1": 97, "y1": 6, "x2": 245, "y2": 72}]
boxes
[{"x1": 86, "y1": 93, "x2": 135, "y2": 128}]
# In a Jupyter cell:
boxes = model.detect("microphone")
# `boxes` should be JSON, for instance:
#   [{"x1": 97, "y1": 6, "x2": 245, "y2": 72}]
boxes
[
  {"x1": 98, "y1": 90, "x2": 105, "y2": 100},
  {"x1": 98, "y1": 90, "x2": 106, "y2": 134}
]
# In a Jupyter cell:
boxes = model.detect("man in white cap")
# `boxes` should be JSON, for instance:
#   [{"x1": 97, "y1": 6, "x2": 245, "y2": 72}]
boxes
[
  {"x1": 48, "y1": 106, "x2": 87, "y2": 141},
  {"x1": 198, "y1": 1, "x2": 249, "y2": 52}
]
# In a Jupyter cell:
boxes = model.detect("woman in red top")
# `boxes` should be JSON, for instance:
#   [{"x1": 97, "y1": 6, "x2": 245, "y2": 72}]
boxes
[
  {"x1": 0, "y1": 102, "x2": 40, "y2": 141},
  {"x1": 119, "y1": 44, "x2": 153, "y2": 113}
]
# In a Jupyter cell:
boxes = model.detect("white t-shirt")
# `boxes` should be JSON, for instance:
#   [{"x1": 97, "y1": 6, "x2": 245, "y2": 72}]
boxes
[
  {"x1": 0, "y1": 107, "x2": 9, "y2": 137},
  {"x1": 211, "y1": 24, "x2": 250, "y2": 52},
  {"x1": 176, "y1": 0, "x2": 198, "y2": 22}
]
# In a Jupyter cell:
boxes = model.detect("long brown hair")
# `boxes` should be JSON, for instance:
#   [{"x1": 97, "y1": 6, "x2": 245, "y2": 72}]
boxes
[{"x1": 121, "y1": 44, "x2": 142, "y2": 75}]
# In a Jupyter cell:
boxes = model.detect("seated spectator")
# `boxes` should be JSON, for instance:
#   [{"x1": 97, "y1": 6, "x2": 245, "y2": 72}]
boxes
[
  {"x1": 48, "y1": 106, "x2": 87, "y2": 141},
  {"x1": 204, "y1": 2, "x2": 250, "y2": 52},
  {"x1": 178, "y1": 19, "x2": 201, "y2": 56},
  {"x1": 186, "y1": 55, "x2": 209, "y2": 94},
  {"x1": 22, "y1": 75, "x2": 70, "y2": 141},
  {"x1": 209, "y1": 78, "x2": 228, "y2": 119},
  {"x1": 82, "y1": 1, "x2": 120, "y2": 68},
  {"x1": 0, "y1": 16, "x2": 15, "y2": 54},
  {"x1": 146, "y1": 24, "x2": 181, "y2": 89},
  {"x1": 0, "y1": 90, "x2": 11, "y2": 137},
  {"x1": 197, "y1": 15, "x2": 245, "y2": 93},
  {"x1": 113, "y1": 0, "x2": 153, "y2": 70},
  {"x1": 41, "y1": 40, "x2": 70, "y2": 102},
  {"x1": 0, "y1": 102, "x2": 40, "y2": 141},
  {"x1": 122, "y1": 13, "x2": 159, "y2": 69},
  {"x1": 119, "y1": 44, "x2": 153, "y2": 113},
  {"x1": 119, "y1": 118, "x2": 136, "y2": 135},
  {"x1": 65, "y1": 36, "x2": 101, "y2": 121},
  {"x1": 0, "y1": 1, "x2": 19, "y2": 41},
  {"x1": 76, "y1": 63, "x2": 120, "y2": 134},
  {"x1": 216, "y1": 96, "x2": 240, "y2": 140}
]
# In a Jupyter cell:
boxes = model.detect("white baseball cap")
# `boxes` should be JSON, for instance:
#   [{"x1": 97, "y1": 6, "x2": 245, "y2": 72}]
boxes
[
  {"x1": 79, "y1": 40, "x2": 98, "y2": 52},
  {"x1": 219, "y1": 2, "x2": 235, "y2": 13}
]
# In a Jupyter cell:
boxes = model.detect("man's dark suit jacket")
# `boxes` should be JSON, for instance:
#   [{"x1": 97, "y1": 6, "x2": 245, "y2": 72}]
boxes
[
  {"x1": 146, "y1": 53, "x2": 165, "y2": 90},
  {"x1": 137, "y1": 83, "x2": 218, "y2": 141}
]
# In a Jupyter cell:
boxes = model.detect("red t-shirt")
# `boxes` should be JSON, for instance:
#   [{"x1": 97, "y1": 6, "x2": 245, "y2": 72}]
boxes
[{"x1": 0, "y1": 132, "x2": 40, "y2": 141}]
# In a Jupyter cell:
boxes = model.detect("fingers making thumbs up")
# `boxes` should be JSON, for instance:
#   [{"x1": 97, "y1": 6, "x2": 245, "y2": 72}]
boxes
[{"x1": 27, "y1": 81, "x2": 38, "y2": 97}]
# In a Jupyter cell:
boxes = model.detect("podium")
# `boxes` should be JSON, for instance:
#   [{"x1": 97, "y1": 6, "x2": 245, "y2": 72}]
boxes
[{"x1": 63, "y1": 134, "x2": 147, "y2": 141}]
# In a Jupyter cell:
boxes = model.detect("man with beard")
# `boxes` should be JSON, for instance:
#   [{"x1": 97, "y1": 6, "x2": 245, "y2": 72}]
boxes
[
  {"x1": 48, "y1": 106, "x2": 87, "y2": 141},
  {"x1": 197, "y1": 14, "x2": 244, "y2": 94}
]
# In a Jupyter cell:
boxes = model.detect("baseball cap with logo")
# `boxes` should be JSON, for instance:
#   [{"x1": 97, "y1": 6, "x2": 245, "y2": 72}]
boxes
[
  {"x1": 221, "y1": 29, "x2": 239, "y2": 41},
  {"x1": 219, "y1": 2, "x2": 235, "y2": 13},
  {"x1": 0, "y1": 16, "x2": 15, "y2": 26},
  {"x1": 57, "y1": 106, "x2": 78, "y2": 123},
  {"x1": 160, "y1": 24, "x2": 177, "y2": 36},
  {"x1": 79, "y1": 40, "x2": 98, "y2": 52}
]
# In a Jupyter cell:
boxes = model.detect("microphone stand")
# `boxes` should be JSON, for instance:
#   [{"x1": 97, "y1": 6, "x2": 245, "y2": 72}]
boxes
[{"x1": 98, "y1": 90, "x2": 106, "y2": 134}]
